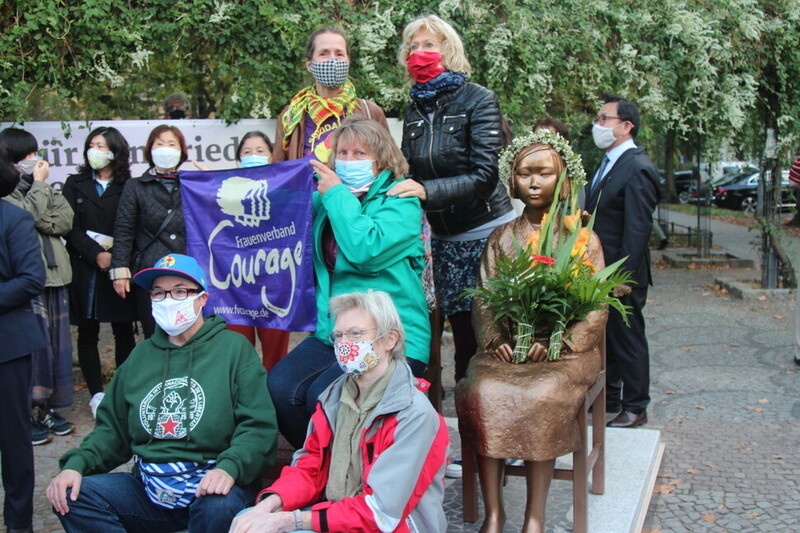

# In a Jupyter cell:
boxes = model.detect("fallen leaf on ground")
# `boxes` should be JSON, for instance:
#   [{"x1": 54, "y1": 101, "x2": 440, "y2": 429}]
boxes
[
  {"x1": 757, "y1": 295, "x2": 767, "y2": 301},
  {"x1": 694, "y1": 404, "x2": 706, "y2": 410},
  {"x1": 758, "y1": 398, "x2": 770, "y2": 404},
  {"x1": 745, "y1": 406, "x2": 765, "y2": 412},
  {"x1": 717, "y1": 504, "x2": 726, "y2": 509},
  {"x1": 700, "y1": 513, "x2": 717, "y2": 523},
  {"x1": 773, "y1": 455, "x2": 784, "y2": 460},
  {"x1": 738, "y1": 444, "x2": 754, "y2": 450},
  {"x1": 686, "y1": 468, "x2": 701, "y2": 474},
  {"x1": 665, "y1": 390, "x2": 676, "y2": 395},
  {"x1": 682, "y1": 347, "x2": 692, "y2": 351},
  {"x1": 653, "y1": 484, "x2": 676, "y2": 494},
  {"x1": 773, "y1": 315, "x2": 784, "y2": 319},
  {"x1": 746, "y1": 511, "x2": 761, "y2": 518}
]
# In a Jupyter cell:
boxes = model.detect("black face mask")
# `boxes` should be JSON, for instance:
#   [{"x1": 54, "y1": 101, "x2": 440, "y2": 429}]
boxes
[{"x1": 168, "y1": 109, "x2": 187, "y2": 120}]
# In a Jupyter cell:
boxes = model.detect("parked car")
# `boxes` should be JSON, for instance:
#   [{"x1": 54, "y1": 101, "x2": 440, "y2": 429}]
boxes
[
  {"x1": 713, "y1": 170, "x2": 794, "y2": 213},
  {"x1": 689, "y1": 171, "x2": 748, "y2": 205},
  {"x1": 660, "y1": 169, "x2": 697, "y2": 204}
]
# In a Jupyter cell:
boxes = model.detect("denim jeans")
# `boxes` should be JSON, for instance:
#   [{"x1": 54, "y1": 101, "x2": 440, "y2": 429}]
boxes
[
  {"x1": 56, "y1": 472, "x2": 257, "y2": 533},
  {"x1": 268, "y1": 336, "x2": 428, "y2": 449}
]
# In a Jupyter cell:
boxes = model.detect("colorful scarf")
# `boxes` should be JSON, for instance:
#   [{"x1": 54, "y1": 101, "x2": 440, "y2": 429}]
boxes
[
  {"x1": 281, "y1": 79, "x2": 359, "y2": 151},
  {"x1": 409, "y1": 70, "x2": 467, "y2": 113}
]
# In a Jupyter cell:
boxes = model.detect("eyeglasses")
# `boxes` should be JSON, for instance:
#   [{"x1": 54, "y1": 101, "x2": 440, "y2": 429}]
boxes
[
  {"x1": 328, "y1": 328, "x2": 378, "y2": 343},
  {"x1": 592, "y1": 114, "x2": 622, "y2": 125},
  {"x1": 410, "y1": 40, "x2": 443, "y2": 52},
  {"x1": 149, "y1": 288, "x2": 202, "y2": 301}
]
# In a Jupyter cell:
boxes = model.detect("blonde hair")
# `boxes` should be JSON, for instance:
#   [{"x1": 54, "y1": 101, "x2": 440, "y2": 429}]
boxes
[
  {"x1": 329, "y1": 117, "x2": 408, "y2": 178},
  {"x1": 510, "y1": 144, "x2": 571, "y2": 201},
  {"x1": 398, "y1": 14, "x2": 472, "y2": 78},
  {"x1": 329, "y1": 291, "x2": 406, "y2": 361}
]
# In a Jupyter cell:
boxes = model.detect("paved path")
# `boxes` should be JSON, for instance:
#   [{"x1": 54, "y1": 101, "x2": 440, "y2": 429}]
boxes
[{"x1": 4, "y1": 214, "x2": 800, "y2": 532}]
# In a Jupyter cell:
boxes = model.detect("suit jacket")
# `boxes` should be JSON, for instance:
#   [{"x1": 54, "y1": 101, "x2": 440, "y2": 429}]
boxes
[
  {"x1": 584, "y1": 145, "x2": 660, "y2": 287},
  {"x1": 0, "y1": 200, "x2": 46, "y2": 363}
]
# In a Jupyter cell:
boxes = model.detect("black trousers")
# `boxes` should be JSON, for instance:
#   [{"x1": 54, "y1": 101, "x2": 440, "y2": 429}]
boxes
[
  {"x1": 605, "y1": 286, "x2": 650, "y2": 413},
  {"x1": 0, "y1": 354, "x2": 34, "y2": 528},
  {"x1": 77, "y1": 320, "x2": 136, "y2": 396},
  {"x1": 134, "y1": 285, "x2": 156, "y2": 338}
]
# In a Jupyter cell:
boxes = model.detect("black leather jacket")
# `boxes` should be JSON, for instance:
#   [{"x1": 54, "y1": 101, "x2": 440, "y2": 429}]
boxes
[{"x1": 402, "y1": 82, "x2": 512, "y2": 236}]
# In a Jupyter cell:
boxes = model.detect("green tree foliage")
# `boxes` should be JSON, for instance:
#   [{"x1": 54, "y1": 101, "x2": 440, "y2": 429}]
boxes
[{"x1": 1, "y1": 0, "x2": 798, "y2": 169}]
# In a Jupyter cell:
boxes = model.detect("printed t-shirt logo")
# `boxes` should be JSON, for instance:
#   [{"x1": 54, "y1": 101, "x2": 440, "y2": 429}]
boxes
[{"x1": 139, "y1": 377, "x2": 206, "y2": 439}]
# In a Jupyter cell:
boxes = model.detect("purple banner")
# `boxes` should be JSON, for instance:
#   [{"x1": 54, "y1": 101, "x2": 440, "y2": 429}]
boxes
[{"x1": 181, "y1": 158, "x2": 316, "y2": 331}]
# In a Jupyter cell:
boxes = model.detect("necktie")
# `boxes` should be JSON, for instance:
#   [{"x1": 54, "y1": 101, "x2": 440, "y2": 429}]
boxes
[{"x1": 591, "y1": 156, "x2": 610, "y2": 192}]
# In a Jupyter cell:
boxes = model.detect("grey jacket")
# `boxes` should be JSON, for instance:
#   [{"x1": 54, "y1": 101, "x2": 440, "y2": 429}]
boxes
[{"x1": 6, "y1": 180, "x2": 73, "y2": 287}]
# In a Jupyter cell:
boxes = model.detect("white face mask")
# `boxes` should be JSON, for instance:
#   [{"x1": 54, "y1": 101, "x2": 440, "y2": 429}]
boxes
[
  {"x1": 87, "y1": 149, "x2": 114, "y2": 170},
  {"x1": 334, "y1": 339, "x2": 382, "y2": 378},
  {"x1": 151, "y1": 147, "x2": 182, "y2": 170},
  {"x1": 151, "y1": 293, "x2": 204, "y2": 336},
  {"x1": 592, "y1": 123, "x2": 618, "y2": 150},
  {"x1": 16, "y1": 157, "x2": 40, "y2": 176}
]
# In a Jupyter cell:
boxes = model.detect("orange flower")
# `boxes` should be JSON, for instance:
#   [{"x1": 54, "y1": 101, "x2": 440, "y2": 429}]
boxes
[
  {"x1": 526, "y1": 230, "x2": 541, "y2": 253},
  {"x1": 563, "y1": 213, "x2": 581, "y2": 233},
  {"x1": 571, "y1": 228, "x2": 591, "y2": 258}
]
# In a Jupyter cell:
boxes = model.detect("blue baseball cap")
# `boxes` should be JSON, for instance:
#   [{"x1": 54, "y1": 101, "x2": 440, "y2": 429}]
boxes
[{"x1": 132, "y1": 254, "x2": 208, "y2": 291}]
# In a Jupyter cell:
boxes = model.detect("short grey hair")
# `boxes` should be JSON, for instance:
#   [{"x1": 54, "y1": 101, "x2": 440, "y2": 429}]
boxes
[{"x1": 329, "y1": 291, "x2": 406, "y2": 361}]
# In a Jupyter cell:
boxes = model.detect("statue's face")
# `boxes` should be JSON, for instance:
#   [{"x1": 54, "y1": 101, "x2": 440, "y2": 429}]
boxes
[{"x1": 512, "y1": 148, "x2": 561, "y2": 210}]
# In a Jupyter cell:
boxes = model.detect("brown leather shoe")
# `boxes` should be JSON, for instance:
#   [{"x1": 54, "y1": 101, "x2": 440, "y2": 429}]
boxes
[{"x1": 606, "y1": 409, "x2": 647, "y2": 428}]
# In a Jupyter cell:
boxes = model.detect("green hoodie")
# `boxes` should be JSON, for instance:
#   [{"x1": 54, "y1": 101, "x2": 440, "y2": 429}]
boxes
[
  {"x1": 312, "y1": 170, "x2": 431, "y2": 364},
  {"x1": 60, "y1": 315, "x2": 277, "y2": 485}
]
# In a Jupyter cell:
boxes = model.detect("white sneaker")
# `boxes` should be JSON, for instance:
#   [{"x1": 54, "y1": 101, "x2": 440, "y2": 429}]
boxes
[
  {"x1": 89, "y1": 392, "x2": 105, "y2": 419},
  {"x1": 445, "y1": 457, "x2": 463, "y2": 478}
]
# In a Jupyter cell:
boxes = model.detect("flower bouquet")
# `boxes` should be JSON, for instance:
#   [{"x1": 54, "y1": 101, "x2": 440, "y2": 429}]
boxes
[{"x1": 466, "y1": 133, "x2": 633, "y2": 362}]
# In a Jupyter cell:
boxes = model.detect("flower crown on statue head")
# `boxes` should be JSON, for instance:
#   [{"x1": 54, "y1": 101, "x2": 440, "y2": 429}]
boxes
[{"x1": 499, "y1": 128, "x2": 587, "y2": 190}]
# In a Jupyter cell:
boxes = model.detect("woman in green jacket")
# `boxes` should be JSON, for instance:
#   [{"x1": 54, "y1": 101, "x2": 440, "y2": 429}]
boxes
[{"x1": 268, "y1": 117, "x2": 431, "y2": 449}]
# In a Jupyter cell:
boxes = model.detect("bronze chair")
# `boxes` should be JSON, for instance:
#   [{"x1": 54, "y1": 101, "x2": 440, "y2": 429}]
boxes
[
  {"x1": 461, "y1": 329, "x2": 606, "y2": 533},
  {"x1": 423, "y1": 307, "x2": 443, "y2": 413}
]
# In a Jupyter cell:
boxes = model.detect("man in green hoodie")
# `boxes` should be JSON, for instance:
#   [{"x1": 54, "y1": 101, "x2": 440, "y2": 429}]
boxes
[{"x1": 46, "y1": 254, "x2": 278, "y2": 533}]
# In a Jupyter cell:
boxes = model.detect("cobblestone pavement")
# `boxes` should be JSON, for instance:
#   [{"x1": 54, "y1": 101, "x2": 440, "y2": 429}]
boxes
[
  {"x1": 4, "y1": 239, "x2": 800, "y2": 532},
  {"x1": 641, "y1": 265, "x2": 800, "y2": 532}
]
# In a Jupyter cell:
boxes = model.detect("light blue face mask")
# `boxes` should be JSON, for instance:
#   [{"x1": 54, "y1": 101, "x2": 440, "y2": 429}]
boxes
[
  {"x1": 240, "y1": 155, "x2": 270, "y2": 168},
  {"x1": 335, "y1": 159, "x2": 376, "y2": 192}
]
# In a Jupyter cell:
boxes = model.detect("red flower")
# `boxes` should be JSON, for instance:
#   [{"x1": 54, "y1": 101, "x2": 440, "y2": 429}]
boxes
[
  {"x1": 532, "y1": 255, "x2": 556, "y2": 266},
  {"x1": 335, "y1": 343, "x2": 359, "y2": 363}
]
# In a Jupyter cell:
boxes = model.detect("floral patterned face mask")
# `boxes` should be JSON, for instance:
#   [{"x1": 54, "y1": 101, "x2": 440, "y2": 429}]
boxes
[{"x1": 334, "y1": 338, "x2": 382, "y2": 378}]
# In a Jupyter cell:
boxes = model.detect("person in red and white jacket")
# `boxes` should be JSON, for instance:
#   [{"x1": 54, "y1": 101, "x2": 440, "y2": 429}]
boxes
[{"x1": 230, "y1": 291, "x2": 448, "y2": 533}]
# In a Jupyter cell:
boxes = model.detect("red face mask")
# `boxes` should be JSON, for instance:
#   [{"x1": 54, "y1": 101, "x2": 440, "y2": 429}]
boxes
[{"x1": 406, "y1": 51, "x2": 445, "y2": 83}]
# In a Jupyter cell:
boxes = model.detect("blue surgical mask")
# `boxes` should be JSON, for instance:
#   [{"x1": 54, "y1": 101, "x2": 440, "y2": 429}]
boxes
[
  {"x1": 240, "y1": 155, "x2": 270, "y2": 168},
  {"x1": 335, "y1": 159, "x2": 375, "y2": 192}
]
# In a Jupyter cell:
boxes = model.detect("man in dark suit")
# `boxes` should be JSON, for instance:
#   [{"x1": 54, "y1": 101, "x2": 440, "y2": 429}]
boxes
[
  {"x1": 0, "y1": 142, "x2": 46, "y2": 533},
  {"x1": 584, "y1": 94, "x2": 660, "y2": 428}
]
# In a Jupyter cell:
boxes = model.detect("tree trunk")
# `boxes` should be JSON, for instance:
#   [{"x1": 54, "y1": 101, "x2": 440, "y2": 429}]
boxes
[{"x1": 663, "y1": 129, "x2": 677, "y2": 202}]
